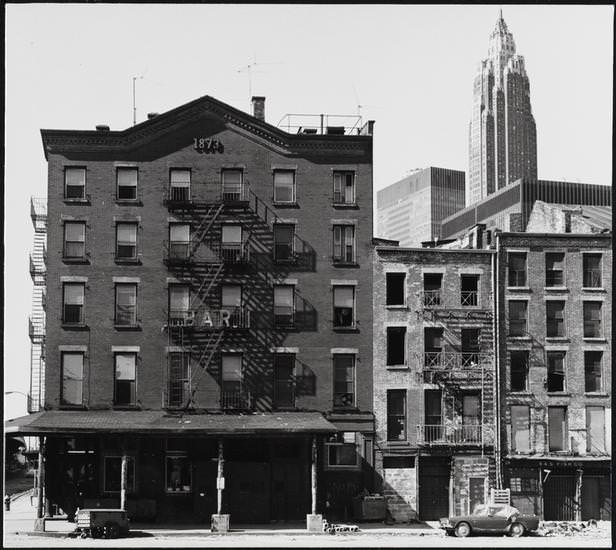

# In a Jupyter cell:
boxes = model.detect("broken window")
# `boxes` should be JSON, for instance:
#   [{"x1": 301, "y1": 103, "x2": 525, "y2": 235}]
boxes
[
  {"x1": 548, "y1": 406, "x2": 567, "y2": 452},
  {"x1": 461, "y1": 328, "x2": 480, "y2": 366},
  {"x1": 586, "y1": 406, "x2": 605, "y2": 454},
  {"x1": 583, "y1": 254, "x2": 602, "y2": 288},
  {"x1": 546, "y1": 301, "x2": 566, "y2": 337},
  {"x1": 61, "y1": 352, "x2": 84, "y2": 405},
  {"x1": 584, "y1": 351, "x2": 602, "y2": 392},
  {"x1": 460, "y1": 275, "x2": 479, "y2": 306},
  {"x1": 511, "y1": 405, "x2": 530, "y2": 453},
  {"x1": 424, "y1": 327, "x2": 443, "y2": 367},
  {"x1": 423, "y1": 273, "x2": 442, "y2": 306},
  {"x1": 386, "y1": 273, "x2": 405, "y2": 306},
  {"x1": 386, "y1": 327, "x2": 406, "y2": 366},
  {"x1": 583, "y1": 302, "x2": 602, "y2": 338},
  {"x1": 546, "y1": 351, "x2": 565, "y2": 392},
  {"x1": 510, "y1": 350, "x2": 528, "y2": 392},
  {"x1": 545, "y1": 253, "x2": 565, "y2": 287},
  {"x1": 508, "y1": 252, "x2": 527, "y2": 287}
]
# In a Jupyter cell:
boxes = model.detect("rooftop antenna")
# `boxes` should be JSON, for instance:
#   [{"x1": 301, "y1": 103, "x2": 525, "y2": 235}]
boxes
[
  {"x1": 132, "y1": 75, "x2": 144, "y2": 126},
  {"x1": 237, "y1": 55, "x2": 282, "y2": 109}
]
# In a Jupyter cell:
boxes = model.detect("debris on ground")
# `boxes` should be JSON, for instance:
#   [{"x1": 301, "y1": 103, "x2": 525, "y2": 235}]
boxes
[
  {"x1": 322, "y1": 520, "x2": 360, "y2": 534},
  {"x1": 538, "y1": 520, "x2": 609, "y2": 537}
]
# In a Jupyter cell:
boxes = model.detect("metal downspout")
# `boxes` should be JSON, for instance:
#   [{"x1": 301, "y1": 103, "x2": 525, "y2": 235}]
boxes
[{"x1": 493, "y1": 235, "x2": 502, "y2": 488}]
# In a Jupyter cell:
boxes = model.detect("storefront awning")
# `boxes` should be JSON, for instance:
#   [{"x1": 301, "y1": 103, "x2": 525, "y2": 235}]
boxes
[
  {"x1": 504, "y1": 454, "x2": 611, "y2": 466},
  {"x1": 4, "y1": 410, "x2": 339, "y2": 436}
]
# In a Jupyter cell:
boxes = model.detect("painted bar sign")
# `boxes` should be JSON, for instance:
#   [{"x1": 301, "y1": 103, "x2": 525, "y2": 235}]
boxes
[{"x1": 193, "y1": 137, "x2": 224, "y2": 153}]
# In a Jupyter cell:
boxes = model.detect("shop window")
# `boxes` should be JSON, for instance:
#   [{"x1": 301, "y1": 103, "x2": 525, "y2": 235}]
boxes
[
  {"x1": 116, "y1": 167, "x2": 138, "y2": 201},
  {"x1": 333, "y1": 285, "x2": 355, "y2": 328},
  {"x1": 508, "y1": 252, "x2": 527, "y2": 287},
  {"x1": 546, "y1": 301, "x2": 565, "y2": 337},
  {"x1": 583, "y1": 254, "x2": 602, "y2": 288},
  {"x1": 62, "y1": 282, "x2": 85, "y2": 325},
  {"x1": 165, "y1": 455, "x2": 191, "y2": 493},
  {"x1": 61, "y1": 352, "x2": 84, "y2": 406},
  {"x1": 386, "y1": 327, "x2": 406, "y2": 366},
  {"x1": 546, "y1": 352, "x2": 565, "y2": 392},
  {"x1": 114, "y1": 353, "x2": 136, "y2": 406},
  {"x1": 64, "y1": 167, "x2": 86, "y2": 200},
  {"x1": 510, "y1": 405, "x2": 530, "y2": 453},
  {"x1": 510, "y1": 350, "x2": 528, "y2": 392},
  {"x1": 332, "y1": 225, "x2": 355, "y2": 264},
  {"x1": 103, "y1": 456, "x2": 135, "y2": 493},
  {"x1": 387, "y1": 389, "x2": 406, "y2": 441},
  {"x1": 333, "y1": 354, "x2": 355, "y2": 409},
  {"x1": 333, "y1": 171, "x2": 355, "y2": 205},
  {"x1": 586, "y1": 407, "x2": 605, "y2": 454},
  {"x1": 385, "y1": 273, "x2": 405, "y2": 306},
  {"x1": 508, "y1": 300, "x2": 527, "y2": 336},
  {"x1": 583, "y1": 302, "x2": 602, "y2": 338},
  {"x1": 548, "y1": 406, "x2": 567, "y2": 452},
  {"x1": 584, "y1": 351, "x2": 602, "y2": 392},
  {"x1": 273, "y1": 170, "x2": 295, "y2": 203},
  {"x1": 63, "y1": 222, "x2": 86, "y2": 259},
  {"x1": 545, "y1": 253, "x2": 564, "y2": 287}
]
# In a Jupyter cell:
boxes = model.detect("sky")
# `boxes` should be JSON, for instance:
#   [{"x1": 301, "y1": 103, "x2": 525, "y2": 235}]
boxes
[{"x1": 3, "y1": 4, "x2": 613, "y2": 420}]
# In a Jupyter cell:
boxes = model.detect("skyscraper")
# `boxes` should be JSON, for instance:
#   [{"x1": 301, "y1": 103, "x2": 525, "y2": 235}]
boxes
[{"x1": 468, "y1": 11, "x2": 537, "y2": 206}]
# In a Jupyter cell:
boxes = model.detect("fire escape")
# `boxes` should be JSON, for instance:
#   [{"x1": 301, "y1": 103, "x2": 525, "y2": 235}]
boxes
[
  {"x1": 28, "y1": 197, "x2": 47, "y2": 413},
  {"x1": 416, "y1": 273, "x2": 495, "y2": 450},
  {"x1": 162, "y1": 176, "x2": 315, "y2": 411}
]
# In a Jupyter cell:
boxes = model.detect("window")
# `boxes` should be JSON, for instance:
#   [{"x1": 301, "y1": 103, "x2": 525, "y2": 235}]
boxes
[
  {"x1": 386, "y1": 273, "x2": 405, "y2": 306},
  {"x1": 115, "y1": 283, "x2": 137, "y2": 326},
  {"x1": 510, "y1": 350, "x2": 528, "y2": 392},
  {"x1": 221, "y1": 285, "x2": 243, "y2": 327},
  {"x1": 333, "y1": 354, "x2": 355, "y2": 408},
  {"x1": 586, "y1": 407, "x2": 605, "y2": 454},
  {"x1": 61, "y1": 352, "x2": 84, "y2": 405},
  {"x1": 273, "y1": 170, "x2": 295, "y2": 203},
  {"x1": 273, "y1": 224, "x2": 295, "y2": 262},
  {"x1": 387, "y1": 390, "x2": 406, "y2": 441},
  {"x1": 546, "y1": 301, "x2": 565, "y2": 337},
  {"x1": 583, "y1": 254, "x2": 602, "y2": 288},
  {"x1": 386, "y1": 327, "x2": 406, "y2": 366},
  {"x1": 104, "y1": 456, "x2": 135, "y2": 493},
  {"x1": 169, "y1": 224, "x2": 191, "y2": 260},
  {"x1": 461, "y1": 328, "x2": 480, "y2": 366},
  {"x1": 221, "y1": 224, "x2": 243, "y2": 262},
  {"x1": 169, "y1": 169, "x2": 191, "y2": 202},
  {"x1": 63, "y1": 283, "x2": 85, "y2": 325},
  {"x1": 333, "y1": 286, "x2": 355, "y2": 328},
  {"x1": 116, "y1": 167, "x2": 138, "y2": 200},
  {"x1": 116, "y1": 222, "x2": 137, "y2": 260},
  {"x1": 548, "y1": 406, "x2": 567, "y2": 452},
  {"x1": 584, "y1": 351, "x2": 602, "y2": 392},
  {"x1": 333, "y1": 225, "x2": 355, "y2": 264},
  {"x1": 383, "y1": 456, "x2": 415, "y2": 469},
  {"x1": 166, "y1": 455, "x2": 191, "y2": 493},
  {"x1": 333, "y1": 171, "x2": 355, "y2": 205},
  {"x1": 424, "y1": 327, "x2": 443, "y2": 367},
  {"x1": 545, "y1": 253, "x2": 564, "y2": 287},
  {"x1": 462, "y1": 393, "x2": 481, "y2": 443},
  {"x1": 460, "y1": 275, "x2": 479, "y2": 306},
  {"x1": 511, "y1": 405, "x2": 530, "y2": 453},
  {"x1": 546, "y1": 352, "x2": 565, "y2": 392},
  {"x1": 63, "y1": 222, "x2": 86, "y2": 259},
  {"x1": 424, "y1": 389, "x2": 442, "y2": 441},
  {"x1": 274, "y1": 285, "x2": 295, "y2": 326},
  {"x1": 583, "y1": 302, "x2": 602, "y2": 337},
  {"x1": 423, "y1": 273, "x2": 442, "y2": 306},
  {"x1": 274, "y1": 354, "x2": 295, "y2": 409},
  {"x1": 326, "y1": 438, "x2": 359, "y2": 469},
  {"x1": 114, "y1": 353, "x2": 136, "y2": 406},
  {"x1": 168, "y1": 285, "x2": 191, "y2": 324},
  {"x1": 508, "y1": 301, "x2": 527, "y2": 336},
  {"x1": 64, "y1": 167, "x2": 86, "y2": 200},
  {"x1": 221, "y1": 169, "x2": 243, "y2": 201},
  {"x1": 508, "y1": 252, "x2": 527, "y2": 287},
  {"x1": 167, "y1": 352, "x2": 190, "y2": 407},
  {"x1": 221, "y1": 354, "x2": 243, "y2": 408}
]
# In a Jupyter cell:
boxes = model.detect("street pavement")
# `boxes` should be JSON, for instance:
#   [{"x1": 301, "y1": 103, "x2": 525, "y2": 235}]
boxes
[{"x1": 3, "y1": 491, "x2": 612, "y2": 548}]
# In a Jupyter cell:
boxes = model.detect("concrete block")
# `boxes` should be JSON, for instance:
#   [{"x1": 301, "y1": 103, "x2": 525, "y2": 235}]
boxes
[
  {"x1": 211, "y1": 514, "x2": 229, "y2": 533},
  {"x1": 306, "y1": 513, "x2": 323, "y2": 532}
]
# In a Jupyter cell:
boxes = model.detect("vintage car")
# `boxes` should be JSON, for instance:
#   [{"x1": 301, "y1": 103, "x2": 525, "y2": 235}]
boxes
[{"x1": 439, "y1": 504, "x2": 539, "y2": 537}]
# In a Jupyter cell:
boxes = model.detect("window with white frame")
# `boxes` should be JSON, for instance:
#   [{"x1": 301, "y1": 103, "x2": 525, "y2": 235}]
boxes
[
  {"x1": 546, "y1": 301, "x2": 566, "y2": 338},
  {"x1": 273, "y1": 224, "x2": 295, "y2": 262},
  {"x1": 508, "y1": 300, "x2": 527, "y2": 336},
  {"x1": 169, "y1": 169, "x2": 191, "y2": 202},
  {"x1": 169, "y1": 223, "x2": 191, "y2": 260},
  {"x1": 273, "y1": 170, "x2": 295, "y2": 203},
  {"x1": 115, "y1": 283, "x2": 137, "y2": 326},
  {"x1": 583, "y1": 254, "x2": 602, "y2": 288},
  {"x1": 333, "y1": 285, "x2": 355, "y2": 328},
  {"x1": 545, "y1": 253, "x2": 565, "y2": 287},
  {"x1": 510, "y1": 405, "x2": 530, "y2": 453},
  {"x1": 221, "y1": 169, "x2": 244, "y2": 201},
  {"x1": 274, "y1": 285, "x2": 295, "y2": 326},
  {"x1": 63, "y1": 222, "x2": 86, "y2": 259},
  {"x1": 333, "y1": 171, "x2": 355, "y2": 205},
  {"x1": 584, "y1": 351, "x2": 602, "y2": 392},
  {"x1": 508, "y1": 252, "x2": 527, "y2": 287},
  {"x1": 64, "y1": 167, "x2": 86, "y2": 200},
  {"x1": 116, "y1": 222, "x2": 138, "y2": 260},
  {"x1": 333, "y1": 225, "x2": 355, "y2": 264},
  {"x1": 325, "y1": 434, "x2": 360, "y2": 469},
  {"x1": 168, "y1": 285, "x2": 191, "y2": 324},
  {"x1": 116, "y1": 167, "x2": 138, "y2": 201},
  {"x1": 63, "y1": 283, "x2": 85, "y2": 325},
  {"x1": 583, "y1": 302, "x2": 602, "y2": 338},
  {"x1": 333, "y1": 354, "x2": 355, "y2": 408},
  {"x1": 114, "y1": 353, "x2": 136, "y2": 406},
  {"x1": 586, "y1": 406, "x2": 605, "y2": 454},
  {"x1": 61, "y1": 352, "x2": 84, "y2": 405}
]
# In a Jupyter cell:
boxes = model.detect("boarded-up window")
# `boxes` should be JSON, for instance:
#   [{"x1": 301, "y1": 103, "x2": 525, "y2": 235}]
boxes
[
  {"x1": 511, "y1": 405, "x2": 530, "y2": 452},
  {"x1": 548, "y1": 406, "x2": 567, "y2": 451},
  {"x1": 586, "y1": 407, "x2": 605, "y2": 454}
]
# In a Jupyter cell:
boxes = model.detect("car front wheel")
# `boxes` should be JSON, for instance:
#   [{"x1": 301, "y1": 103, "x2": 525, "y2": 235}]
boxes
[
  {"x1": 455, "y1": 522, "x2": 472, "y2": 538},
  {"x1": 509, "y1": 522, "x2": 525, "y2": 537}
]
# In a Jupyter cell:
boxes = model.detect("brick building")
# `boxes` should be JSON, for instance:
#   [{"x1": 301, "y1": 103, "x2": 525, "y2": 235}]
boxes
[
  {"x1": 495, "y1": 229, "x2": 612, "y2": 520},
  {"x1": 8, "y1": 94, "x2": 376, "y2": 527},
  {"x1": 373, "y1": 243, "x2": 496, "y2": 521}
]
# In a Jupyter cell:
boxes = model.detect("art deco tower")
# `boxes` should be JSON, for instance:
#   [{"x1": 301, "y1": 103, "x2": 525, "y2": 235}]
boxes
[{"x1": 468, "y1": 11, "x2": 537, "y2": 206}]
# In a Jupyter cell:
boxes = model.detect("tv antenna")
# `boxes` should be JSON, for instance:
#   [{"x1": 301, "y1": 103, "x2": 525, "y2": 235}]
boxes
[
  {"x1": 237, "y1": 55, "x2": 282, "y2": 108},
  {"x1": 132, "y1": 75, "x2": 144, "y2": 126}
]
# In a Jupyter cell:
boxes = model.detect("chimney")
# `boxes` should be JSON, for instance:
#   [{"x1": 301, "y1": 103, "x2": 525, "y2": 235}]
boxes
[
  {"x1": 251, "y1": 96, "x2": 265, "y2": 121},
  {"x1": 147, "y1": 112, "x2": 159, "y2": 120},
  {"x1": 95, "y1": 125, "x2": 110, "y2": 132}
]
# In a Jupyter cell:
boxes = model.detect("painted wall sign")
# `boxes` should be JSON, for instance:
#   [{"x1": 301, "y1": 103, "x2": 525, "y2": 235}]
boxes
[{"x1": 193, "y1": 137, "x2": 224, "y2": 154}]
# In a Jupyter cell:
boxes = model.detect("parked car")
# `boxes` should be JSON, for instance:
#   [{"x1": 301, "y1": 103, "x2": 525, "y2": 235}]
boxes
[{"x1": 439, "y1": 504, "x2": 539, "y2": 537}]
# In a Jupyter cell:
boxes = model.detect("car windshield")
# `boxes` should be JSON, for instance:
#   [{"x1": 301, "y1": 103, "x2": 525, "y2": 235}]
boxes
[{"x1": 472, "y1": 504, "x2": 520, "y2": 517}]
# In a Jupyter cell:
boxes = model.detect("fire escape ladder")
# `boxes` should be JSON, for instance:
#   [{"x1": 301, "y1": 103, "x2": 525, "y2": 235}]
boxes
[
  {"x1": 191, "y1": 203, "x2": 224, "y2": 255},
  {"x1": 189, "y1": 263, "x2": 224, "y2": 316},
  {"x1": 184, "y1": 330, "x2": 225, "y2": 409}
]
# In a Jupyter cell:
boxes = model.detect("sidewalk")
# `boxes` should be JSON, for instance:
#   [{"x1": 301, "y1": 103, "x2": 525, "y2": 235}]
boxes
[{"x1": 4, "y1": 491, "x2": 442, "y2": 538}]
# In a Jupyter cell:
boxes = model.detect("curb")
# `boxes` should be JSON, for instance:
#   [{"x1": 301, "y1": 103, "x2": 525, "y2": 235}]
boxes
[{"x1": 9, "y1": 488, "x2": 33, "y2": 502}]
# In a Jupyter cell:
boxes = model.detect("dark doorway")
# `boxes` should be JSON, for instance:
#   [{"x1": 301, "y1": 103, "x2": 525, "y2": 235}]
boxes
[
  {"x1": 226, "y1": 462, "x2": 270, "y2": 523},
  {"x1": 543, "y1": 474, "x2": 576, "y2": 520},
  {"x1": 192, "y1": 460, "x2": 217, "y2": 523},
  {"x1": 581, "y1": 477, "x2": 601, "y2": 521},
  {"x1": 419, "y1": 457, "x2": 449, "y2": 520}
]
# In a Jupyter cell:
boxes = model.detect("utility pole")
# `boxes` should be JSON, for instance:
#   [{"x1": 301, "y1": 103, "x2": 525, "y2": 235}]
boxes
[{"x1": 132, "y1": 76, "x2": 143, "y2": 126}]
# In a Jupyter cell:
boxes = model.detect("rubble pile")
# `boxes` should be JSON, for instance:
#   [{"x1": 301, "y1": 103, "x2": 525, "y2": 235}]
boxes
[
  {"x1": 322, "y1": 520, "x2": 360, "y2": 534},
  {"x1": 539, "y1": 520, "x2": 608, "y2": 537}
]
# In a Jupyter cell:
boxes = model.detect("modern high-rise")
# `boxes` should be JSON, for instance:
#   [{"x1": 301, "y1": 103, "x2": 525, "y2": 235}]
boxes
[
  {"x1": 468, "y1": 11, "x2": 537, "y2": 206},
  {"x1": 376, "y1": 167, "x2": 465, "y2": 247}
]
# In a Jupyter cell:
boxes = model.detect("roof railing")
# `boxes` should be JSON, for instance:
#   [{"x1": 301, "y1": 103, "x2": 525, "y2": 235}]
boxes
[{"x1": 277, "y1": 113, "x2": 367, "y2": 136}]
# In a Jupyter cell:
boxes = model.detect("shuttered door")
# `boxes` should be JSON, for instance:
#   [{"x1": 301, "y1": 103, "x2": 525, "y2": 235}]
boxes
[{"x1": 543, "y1": 475, "x2": 576, "y2": 520}]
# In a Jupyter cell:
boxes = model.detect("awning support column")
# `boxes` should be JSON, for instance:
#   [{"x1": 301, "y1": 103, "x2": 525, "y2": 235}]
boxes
[
  {"x1": 311, "y1": 436, "x2": 317, "y2": 515},
  {"x1": 36, "y1": 436, "x2": 45, "y2": 519},
  {"x1": 575, "y1": 468, "x2": 583, "y2": 522},
  {"x1": 217, "y1": 439, "x2": 224, "y2": 515},
  {"x1": 120, "y1": 443, "x2": 128, "y2": 511}
]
